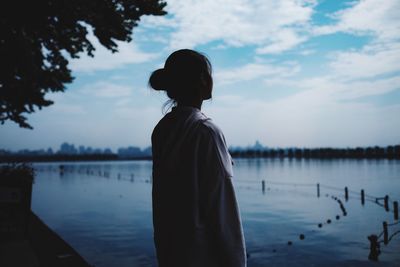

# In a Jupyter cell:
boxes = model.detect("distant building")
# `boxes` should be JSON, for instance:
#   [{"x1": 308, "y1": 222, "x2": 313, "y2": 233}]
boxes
[
  {"x1": 253, "y1": 140, "x2": 265, "y2": 151},
  {"x1": 85, "y1": 147, "x2": 93, "y2": 154},
  {"x1": 142, "y1": 146, "x2": 152, "y2": 157},
  {"x1": 103, "y1": 148, "x2": 113, "y2": 155},
  {"x1": 117, "y1": 146, "x2": 143, "y2": 158},
  {"x1": 59, "y1": 142, "x2": 78, "y2": 155},
  {"x1": 78, "y1": 145, "x2": 86, "y2": 155}
]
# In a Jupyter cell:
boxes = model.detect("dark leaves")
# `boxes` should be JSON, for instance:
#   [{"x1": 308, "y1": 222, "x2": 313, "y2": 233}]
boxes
[{"x1": 0, "y1": 0, "x2": 167, "y2": 128}]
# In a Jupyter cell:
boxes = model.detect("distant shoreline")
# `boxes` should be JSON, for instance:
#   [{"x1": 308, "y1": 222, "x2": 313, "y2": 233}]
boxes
[
  {"x1": 2, "y1": 145, "x2": 399, "y2": 163},
  {"x1": 0, "y1": 154, "x2": 151, "y2": 163},
  {"x1": 1, "y1": 151, "x2": 399, "y2": 163}
]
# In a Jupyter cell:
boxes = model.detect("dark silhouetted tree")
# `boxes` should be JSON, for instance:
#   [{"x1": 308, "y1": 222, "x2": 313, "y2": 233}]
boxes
[
  {"x1": 287, "y1": 149, "x2": 294, "y2": 158},
  {"x1": 294, "y1": 148, "x2": 302, "y2": 158},
  {"x1": 394, "y1": 145, "x2": 400, "y2": 159},
  {"x1": 303, "y1": 148, "x2": 310, "y2": 158},
  {"x1": 1, "y1": 0, "x2": 166, "y2": 128},
  {"x1": 387, "y1": 146, "x2": 394, "y2": 159}
]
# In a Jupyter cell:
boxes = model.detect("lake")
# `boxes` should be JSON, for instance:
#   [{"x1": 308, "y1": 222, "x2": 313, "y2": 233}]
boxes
[{"x1": 32, "y1": 159, "x2": 400, "y2": 267}]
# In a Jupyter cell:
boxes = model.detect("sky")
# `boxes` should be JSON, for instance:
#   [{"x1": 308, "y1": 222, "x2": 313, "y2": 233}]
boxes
[{"x1": 1, "y1": 0, "x2": 400, "y2": 151}]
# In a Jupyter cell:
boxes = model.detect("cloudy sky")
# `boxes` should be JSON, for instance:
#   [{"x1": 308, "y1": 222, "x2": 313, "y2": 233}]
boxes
[{"x1": 2, "y1": 0, "x2": 400, "y2": 151}]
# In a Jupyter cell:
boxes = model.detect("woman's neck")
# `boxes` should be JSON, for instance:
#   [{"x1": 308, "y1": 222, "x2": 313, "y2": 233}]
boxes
[{"x1": 177, "y1": 100, "x2": 202, "y2": 110}]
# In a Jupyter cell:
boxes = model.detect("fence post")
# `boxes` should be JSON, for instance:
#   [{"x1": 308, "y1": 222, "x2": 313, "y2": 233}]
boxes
[
  {"x1": 383, "y1": 221, "x2": 388, "y2": 245},
  {"x1": 361, "y1": 189, "x2": 365, "y2": 205},
  {"x1": 384, "y1": 195, "x2": 389, "y2": 211},
  {"x1": 367, "y1": 235, "x2": 379, "y2": 261},
  {"x1": 394, "y1": 201, "x2": 398, "y2": 220},
  {"x1": 345, "y1": 187, "x2": 348, "y2": 201},
  {"x1": 317, "y1": 183, "x2": 320, "y2": 198},
  {"x1": 59, "y1": 165, "x2": 64, "y2": 175},
  {"x1": 262, "y1": 180, "x2": 265, "y2": 193}
]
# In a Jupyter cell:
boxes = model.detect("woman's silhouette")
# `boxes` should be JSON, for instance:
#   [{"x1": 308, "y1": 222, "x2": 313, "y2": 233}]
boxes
[{"x1": 150, "y1": 49, "x2": 246, "y2": 267}]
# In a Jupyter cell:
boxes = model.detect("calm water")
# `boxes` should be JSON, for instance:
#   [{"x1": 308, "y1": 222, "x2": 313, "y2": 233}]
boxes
[{"x1": 32, "y1": 159, "x2": 400, "y2": 267}]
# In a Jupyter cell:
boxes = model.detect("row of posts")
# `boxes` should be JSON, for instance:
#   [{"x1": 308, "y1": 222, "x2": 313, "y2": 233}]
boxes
[
  {"x1": 59, "y1": 166, "x2": 137, "y2": 182},
  {"x1": 58, "y1": 166, "x2": 156, "y2": 184},
  {"x1": 261, "y1": 180, "x2": 398, "y2": 221}
]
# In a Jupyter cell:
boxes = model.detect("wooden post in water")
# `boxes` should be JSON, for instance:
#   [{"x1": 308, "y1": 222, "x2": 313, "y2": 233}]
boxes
[
  {"x1": 262, "y1": 180, "x2": 265, "y2": 193},
  {"x1": 394, "y1": 201, "x2": 398, "y2": 220},
  {"x1": 317, "y1": 183, "x2": 320, "y2": 198},
  {"x1": 118, "y1": 173, "x2": 121, "y2": 180},
  {"x1": 361, "y1": 189, "x2": 365, "y2": 205},
  {"x1": 59, "y1": 165, "x2": 64, "y2": 175},
  {"x1": 345, "y1": 187, "x2": 349, "y2": 201},
  {"x1": 383, "y1": 221, "x2": 388, "y2": 245},
  {"x1": 384, "y1": 195, "x2": 389, "y2": 211},
  {"x1": 367, "y1": 235, "x2": 380, "y2": 261}
]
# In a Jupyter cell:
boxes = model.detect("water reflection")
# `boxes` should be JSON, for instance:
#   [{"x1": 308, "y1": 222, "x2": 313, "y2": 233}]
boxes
[{"x1": 31, "y1": 159, "x2": 400, "y2": 267}]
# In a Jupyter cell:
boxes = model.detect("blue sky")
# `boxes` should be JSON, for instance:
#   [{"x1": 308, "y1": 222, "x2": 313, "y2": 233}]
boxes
[{"x1": 1, "y1": 0, "x2": 400, "y2": 151}]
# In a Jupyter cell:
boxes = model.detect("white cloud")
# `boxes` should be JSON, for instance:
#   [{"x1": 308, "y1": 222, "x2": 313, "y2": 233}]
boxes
[
  {"x1": 142, "y1": 0, "x2": 315, "y2": 53},
  {"x1": 304, "y1": 0, "x2": 400, "y2": 103},
  {"x1": 329, "y1": 42, "x2": 400, "y2": 80},
  {"x1": 256, "y1": 29, "x2": 307, "y2": 54},
  {"x1": 48, "y1": 103, "x2": 86, "y2": 115},
  {"x1": 335, "y1": 0, "x2": 400, "y2": 41},
  {"x1": 296, "y1": 76, "x2": 400, "y2": 100},
  {"x1": 215, "y1": 61, "x2": 300, "y2": 85},
  {"x1": 204, "y1": 77, "x2": 400, "y2": 147},
  {"x1": 69, "y1": 37, "x2": 158, "y2": 72},
  {"x1": 114, "y1": 98, "x2": 132, "y2": 107},
  {"x1": 81, "y1": 82, "x2": 133, "y2": 98},
  {"x1": 298, "y1": 49, "x2": 316, "y2": 56},
  {"x1": 313, "y1": 0, "x2": 400, "y2": 42},
  {"x1": 334, "y1": 76, "x2": 400, "y2": 99}
]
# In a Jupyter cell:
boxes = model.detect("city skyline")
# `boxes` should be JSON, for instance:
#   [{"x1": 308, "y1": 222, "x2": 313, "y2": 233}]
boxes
[
  {"x1": 2, "y1": 140, "x2": 399, "y2": 155},
  {"x1": 1, "y1": 0, "x2": 400, "y2": 150},
  {"x1": 1, "y1": 141, "x2": 398, "y2": 161}
]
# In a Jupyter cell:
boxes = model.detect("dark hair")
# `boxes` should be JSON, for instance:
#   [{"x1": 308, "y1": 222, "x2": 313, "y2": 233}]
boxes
[{"x1": 149, "y1": 49, "x2": 213, "y2": 104}]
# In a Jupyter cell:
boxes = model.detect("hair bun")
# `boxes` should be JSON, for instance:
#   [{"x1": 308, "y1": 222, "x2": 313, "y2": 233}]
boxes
[{"x1": 149, "y1": 68, "x2": 167, "y2": 91}]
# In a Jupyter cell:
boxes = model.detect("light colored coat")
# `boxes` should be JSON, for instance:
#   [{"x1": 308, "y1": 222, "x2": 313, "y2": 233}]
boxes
[{"x1": 152, "y1": 106, "x2": 246, "y2": 267}]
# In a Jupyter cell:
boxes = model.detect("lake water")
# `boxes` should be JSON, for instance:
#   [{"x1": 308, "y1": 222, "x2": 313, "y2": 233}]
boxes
[{"x1": 32, "y1": 159, "x2": 400, "y2": 267}]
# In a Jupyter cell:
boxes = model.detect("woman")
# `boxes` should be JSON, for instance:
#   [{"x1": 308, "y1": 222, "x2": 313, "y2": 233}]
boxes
[{"x1": 150, "y1": 49, "x2": 246, "y2": 267}]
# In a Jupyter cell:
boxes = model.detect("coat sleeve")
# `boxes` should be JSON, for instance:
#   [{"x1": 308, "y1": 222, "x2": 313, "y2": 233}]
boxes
[{"x1": 198, "y1": 125, "x2": 247, "y2": 267}]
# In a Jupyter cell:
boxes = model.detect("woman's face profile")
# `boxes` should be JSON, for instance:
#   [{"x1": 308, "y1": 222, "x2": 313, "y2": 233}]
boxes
[{"x1": 201, "y1": 73, "x2": 213, "y2": 100}]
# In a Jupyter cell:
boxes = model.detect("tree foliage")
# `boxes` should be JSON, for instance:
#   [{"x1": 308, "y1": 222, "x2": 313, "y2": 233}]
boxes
[
  {"x1": 0, "y1": 0, "x2": 166, "y2": 128},
  {"x1": 229, "y1": 145, "x2": 400, "y2": 159}
]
